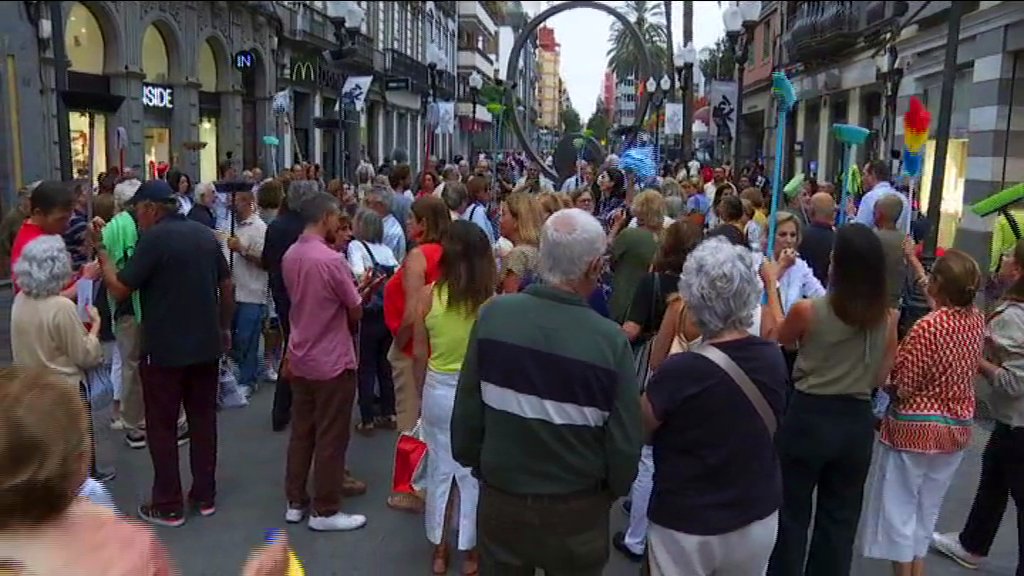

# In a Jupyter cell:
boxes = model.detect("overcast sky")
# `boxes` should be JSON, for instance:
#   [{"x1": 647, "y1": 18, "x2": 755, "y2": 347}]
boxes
[{"x1": 526, "y1": 1, "x2": 726, "y2": 117}]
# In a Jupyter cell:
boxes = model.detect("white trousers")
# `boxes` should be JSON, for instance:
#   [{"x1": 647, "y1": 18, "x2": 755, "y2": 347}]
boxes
[
  {"x1": 860, "y1": 440, "x2": 964, "y2": 562},
  {"x1": 107, "y1": 342, "x2": 122, "y2": 401},
  {"x1": 624, "y1": 445, "x2": 654, "y2": 554},
  {"x1": 422, "y1": 369, "x2": 478, "y2": 550},
  {"x1": 648, "y1": 512, "x2": 779, "y2": 576}
]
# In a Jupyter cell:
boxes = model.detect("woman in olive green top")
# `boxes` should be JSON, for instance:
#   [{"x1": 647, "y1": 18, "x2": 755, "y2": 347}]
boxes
[
  {"x1": 608, "y1": 190, "x2": 665, "y2": 322},
  {"x1": 769, "y1": 224, "x2": 898, "y2": 576}
]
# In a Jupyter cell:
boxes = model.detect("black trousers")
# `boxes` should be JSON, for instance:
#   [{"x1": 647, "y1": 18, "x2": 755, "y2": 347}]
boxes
[
  {"x1": 768, "y1": 391, "x2": 875, "y2": 576},
  {"x1": 959, "y1": 423, "x2": 1024, "y2": 575},
  {"x1": 271, "y1": 319, "x2": 291, "y2": 430},
  {"x1": 357, "y1": 311, "x2": 396, "y2": 424},
  {"x1": 478, "y1": 484, "x2": 611, "y2": 575}
]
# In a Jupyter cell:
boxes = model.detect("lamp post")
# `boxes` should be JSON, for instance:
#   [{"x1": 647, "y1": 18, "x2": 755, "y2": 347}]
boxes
[
  {"x1": 425, "y1": 40, "x2": 446, "y2": 161},
  {"x1": 723, "y1": 0, "x2": 761, "y2": 165},
  {"x1": 646, "y1": 75, "x2": 672, "y2": 154},
  {"x1": 325, "y1": 0, "x2": 365, "y2": 182},
  {"x1": 673, "y1": 41, "x2": 698, "y2": 160},
  {"x1": 468, "y1": 71, "x2": 484, "y2": 152}
]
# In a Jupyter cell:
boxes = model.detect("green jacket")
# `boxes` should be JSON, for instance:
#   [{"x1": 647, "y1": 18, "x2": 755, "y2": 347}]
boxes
[{"x1": 102, "y1": 211, "x2": 142, "y2": 326}]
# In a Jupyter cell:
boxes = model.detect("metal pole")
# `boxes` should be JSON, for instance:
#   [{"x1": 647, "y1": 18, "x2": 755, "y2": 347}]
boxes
[
  {"x1": 922, "y1": 0, "x2": 966, "y2": 259},
  {"x1": 335, "y1": 111, "x2": 343, "y2": 181},
  {"x1": 682, "y1": 64, "x2": 693, "y2": 157},
  {"x1": 50, "y1": 0, "x2": 72, "y2": 181},
  {"x1": 734, "y1": 62, "x2": 745, "y2": 164}
]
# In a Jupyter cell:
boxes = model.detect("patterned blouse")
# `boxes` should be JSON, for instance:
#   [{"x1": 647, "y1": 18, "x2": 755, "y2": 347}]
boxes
[{"x1": 881, "y1": 306, "x2": 985, "y2": 454}]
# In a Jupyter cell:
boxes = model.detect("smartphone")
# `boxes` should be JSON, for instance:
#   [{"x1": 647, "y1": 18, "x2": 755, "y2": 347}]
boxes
[{"x1": 77, "y1": 278, "x2": 94, "y2": 322}]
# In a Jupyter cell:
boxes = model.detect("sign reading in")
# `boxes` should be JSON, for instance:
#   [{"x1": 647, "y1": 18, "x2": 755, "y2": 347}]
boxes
[
  {"x1": 142, "y1": 84, "x2": 174, "y2": 109},
  {"x1": 234, "y1": 50, "x2": 256, "y2": 71}
]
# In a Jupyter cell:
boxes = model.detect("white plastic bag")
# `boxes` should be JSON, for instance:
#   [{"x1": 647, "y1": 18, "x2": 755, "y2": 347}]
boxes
[{"x1": 218, "y1": 356, "x2": 249, "y2": 409}]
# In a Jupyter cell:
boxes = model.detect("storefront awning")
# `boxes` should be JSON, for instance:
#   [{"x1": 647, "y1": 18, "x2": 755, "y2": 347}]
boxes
[{"x1": 60, "y1": 91, "x2": 124, "y2": 114}]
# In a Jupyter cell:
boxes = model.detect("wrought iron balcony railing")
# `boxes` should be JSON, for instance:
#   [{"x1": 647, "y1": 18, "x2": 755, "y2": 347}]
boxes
[{"x1": 783, "y1": 1, "x2": 908, "y2": 66}]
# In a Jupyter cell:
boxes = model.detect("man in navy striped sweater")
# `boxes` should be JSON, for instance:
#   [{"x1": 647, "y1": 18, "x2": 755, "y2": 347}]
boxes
[{"x1": 453, "y1": 208, "x2": 642, "y2": 575}]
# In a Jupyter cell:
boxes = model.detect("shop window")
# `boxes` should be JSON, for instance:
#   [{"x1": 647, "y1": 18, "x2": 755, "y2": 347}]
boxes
[
  {"x1": 144, "y1": 127, "x2": 171, "y2": 175},
  {"x1": 69, "y1": 112, "x2": 107, "y2": 178},
  {"x1": 66, "y1": 3, "x2": 104, "y2": 74},
  {"x1": 918, "y1": 138, "x2": 968, "y2": 249},
  {"x1": 142, "y1": 25, "x2": 170, "y2": 83},
  {"x1": 199, "y1": 41, "x2": 218, "y2": 92},
  {"x1": 200, "y1": 118, "x2": 218, "y2": 183}
]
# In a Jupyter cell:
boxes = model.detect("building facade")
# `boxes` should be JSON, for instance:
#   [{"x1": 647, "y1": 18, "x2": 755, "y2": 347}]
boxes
[
  {"x1": 536, "y1": 24, "x2": 560, "y2": 130},
  {"x1": 1, "y1": 0, "x2": 277, "y2": 197},
  {"x1": 495, "y1": 0, "x2": 539, "y2": 152},
  {"x1": 455, "y1": 0, "x2": 499, "y2": 158},
  {"x1": 741, "y1": 0, "x2": 1024, "y2": 266},
  {"x1": 602, "y1": 69, "x2": 616, "y2": 120},
  {"x1": 614, "y1": 76, "x2": 638, "y2": 128}
]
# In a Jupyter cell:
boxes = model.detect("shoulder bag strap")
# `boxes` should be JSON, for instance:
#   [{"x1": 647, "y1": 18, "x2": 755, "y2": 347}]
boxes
[
  {"x1": 693, "y1": 344, "x2": 777, "y2": 437},
  {"x1": 358, "y1": 239, "x2": 379, "y2": 268}
]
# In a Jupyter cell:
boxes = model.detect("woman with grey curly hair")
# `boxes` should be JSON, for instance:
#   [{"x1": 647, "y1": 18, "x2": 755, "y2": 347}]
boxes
[{"x1": 640, "y1": 237, "x2": 789, "y2": 576}]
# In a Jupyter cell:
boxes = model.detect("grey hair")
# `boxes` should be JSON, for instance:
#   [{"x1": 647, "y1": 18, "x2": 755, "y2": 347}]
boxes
[
  {"x1": 298, "y1": 191, "x2": 340, "y2": 225},
  {"x1": 363, "y1": 183, "x2": 394, "y2": 212},
  {"x1": 538, "y1": 208, "x2": 607, "y2": 285},
  {"x1": 442, "y1": 182, "x2": 467, "y2": 212},
  {"x1": 665, "y1": 196, "x2": 684, "y2": 219},
  {"x1": 354, "y1": 208, "x2": 384, "y2": 244},
  {"x1": 194, "y1": 181, "x2": 216, "y2": 202},
  {"x1": 678, "y1": 237, "x2": 760, "y2": 338},
  {"x1": 113, "y1": 179, "x2": 141, "y2": 211},
  {"x1": 604, "y1": 154, "x2": 620, "y2": 168},
  {"x1": 13, "y1": 235, "x2": 72, "y2": 298},
  {"x1": 287, "y1": 180, "x2": 321, "y2": 211}
]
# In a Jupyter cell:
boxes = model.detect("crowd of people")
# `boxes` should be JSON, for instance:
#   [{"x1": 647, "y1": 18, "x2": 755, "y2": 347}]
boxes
[{"x1": 0, "y1": 146, "x2": 1022, "y2": 576}]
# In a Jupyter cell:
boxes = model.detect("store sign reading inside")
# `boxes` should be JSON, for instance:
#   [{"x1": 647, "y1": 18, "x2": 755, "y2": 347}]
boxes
[{"x1": 142, "y1": 84, "x2": 174, "y2": 109}]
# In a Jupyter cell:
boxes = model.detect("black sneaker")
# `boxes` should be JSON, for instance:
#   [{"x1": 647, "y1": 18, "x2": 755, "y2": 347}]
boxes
[
  {"x1": 138, "y1": 504, "x2": 185, "y2": 528},
  {"x1": 91, "y1": 469, "x2": 117, "y2": 483},
  {"x1": 125, "y1": 430, "x2": 147, "y2": 449},
  {"x1": 612, "y1": 531, "x2": 644, "y2": 563},
  {"x1": 189, "y1": 499, "x2": 216, "y2": 517}
]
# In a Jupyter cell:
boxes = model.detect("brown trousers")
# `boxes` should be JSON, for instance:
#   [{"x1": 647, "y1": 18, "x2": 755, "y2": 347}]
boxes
[
  {"x1": 285, "y1": 370, "x2": 357, "y2": 516},
  {"x1": 387, "y1": 342, "x2": 419, "y2": 432}
]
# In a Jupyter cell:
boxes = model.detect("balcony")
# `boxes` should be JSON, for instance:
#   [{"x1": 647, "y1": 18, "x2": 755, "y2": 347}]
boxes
[
  {"x1": 458, "y1": 1, "x2": 497, "y2": 36},
  {"x1": 387, "y1": 49, "x2": 429, "y2": 93},
  {"x1": 345, "y1": 32, "x2": 381, "y2": 76},
  {"x1": 283, "y1": 1, "x2": 335, "y2": 47},
  {"x1": 457, "y1": 49, "x2": 495, "y2": 74},
  {"x1": 784, "y1": 1, "x2": 908, "y2": 66},
  {"x1": 436, "y1": 70, "x2": 457, "y2": 100}
]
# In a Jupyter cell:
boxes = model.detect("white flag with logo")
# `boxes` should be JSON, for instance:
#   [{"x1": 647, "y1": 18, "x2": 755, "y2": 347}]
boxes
[
  {"x1": 341, "y1": 76, "x2": 373, "y2": 112},
  {"x1": 435, "y1": 101, "x2": 455, "y2": 135},
  {"x1": 664, "y1": 103, "x2": 684, "y2": 135},
  {"x1": 271, "y1": 89, "x2": 291, "y2": 116}
]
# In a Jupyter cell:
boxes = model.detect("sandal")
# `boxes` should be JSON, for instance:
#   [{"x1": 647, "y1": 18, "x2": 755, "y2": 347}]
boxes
[
  {"x1": 387, "y1": 492, "x2": 425, "y2": 513},
  {"x1": 355, "y1": 421, "x2": 375, "y2": 436},
  {"x1": 375, "y1": 415, "x2": 398, "y2": 430},
  {"x1": 432, "y1": 545, "x2": 449, "y2": 575},
  {"x1": 462, "y1": 549, "x2": 479, "y2": 576}
]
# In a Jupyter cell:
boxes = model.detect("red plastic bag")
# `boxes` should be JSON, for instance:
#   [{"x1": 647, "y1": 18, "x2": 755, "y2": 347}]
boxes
[{"x1": 391, "y1": 421, "x2": 428, "y2": 494}]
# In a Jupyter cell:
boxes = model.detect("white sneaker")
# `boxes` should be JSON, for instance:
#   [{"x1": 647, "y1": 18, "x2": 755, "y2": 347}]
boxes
[
  {"x1": 931, "y1": 532, "x2": 981, "y2": 569},
  {"x1": 307, "y1": 512, "x2": 367, "y2": 532},
  {"x1": 264, "y1": 367, "x2": 279, "y2": 382},
  {"x1": 284, "y1": 506, "x2": 306, "y2": 524}
]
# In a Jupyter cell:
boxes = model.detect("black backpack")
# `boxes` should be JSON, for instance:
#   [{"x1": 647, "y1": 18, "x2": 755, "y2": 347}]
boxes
[{"x1": 357, "y1": 240, "x2": 396, "y2": 312}]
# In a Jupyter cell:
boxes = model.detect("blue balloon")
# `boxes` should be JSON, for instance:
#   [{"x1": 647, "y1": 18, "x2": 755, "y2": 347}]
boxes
[{"x1": 620, "y1": 146, "x2": 657, "y2": 182}]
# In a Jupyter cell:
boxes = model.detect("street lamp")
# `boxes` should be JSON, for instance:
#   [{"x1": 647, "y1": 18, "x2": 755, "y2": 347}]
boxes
[
  {"x1": 723, "y1": 0, "x2": 760, "y2": 165},
  {"x1": 646, "y1": 75, "x2": 673, "y2": 152},
  {"x1": 323, "y1": 1, "x2": 366, "y2": 182},
  {"x1": 468, "y1": 71, "x2": 484, "y2": 136},
  {"x1": 674, "y1": 41, "x2": 697, "y2": 160}
]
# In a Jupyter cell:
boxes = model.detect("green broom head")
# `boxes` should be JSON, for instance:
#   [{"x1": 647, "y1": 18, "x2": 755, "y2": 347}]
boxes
[
  {"x1": 784, "y1": 173, "x2": 805, "y2": 200},
  {"x1": 262, "y1": 135, "x2": 280, "y2": 147},
  {"x1": 971, "y1": 182, "x2": 1024, "y2": 217},
  {"x1": 771, "y1": 72, "x2": 797, "y2": 112},
  {"x1": 832, "y1": 123, "x2": 871, "y2": 146}
]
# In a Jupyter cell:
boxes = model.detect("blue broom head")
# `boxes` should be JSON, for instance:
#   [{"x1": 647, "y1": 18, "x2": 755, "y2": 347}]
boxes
[
  {"x1": 262, "y1": 135, "x2": 280, "y2": 147},
  {"x1": 771, "y1": 72, "x2": 797, "y2": 112},
  {"x1": 832, "y1": 123, "x2": 871, "y2": 146},
  {"x1": 902, "y1": 148, "x2": 923, "y2": 178},
  {"x1": 620, "y1": 145, "x2": 657, "y2": 184}
]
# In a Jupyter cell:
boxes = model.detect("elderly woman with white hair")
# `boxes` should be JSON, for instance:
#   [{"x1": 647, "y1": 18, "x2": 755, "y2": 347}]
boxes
[
  {"x1": 641, "y1": 237, "x2": 788, "y2": 576},
  {"x1": 187, "y1": 181, "x2": 218, "y2": 229}
]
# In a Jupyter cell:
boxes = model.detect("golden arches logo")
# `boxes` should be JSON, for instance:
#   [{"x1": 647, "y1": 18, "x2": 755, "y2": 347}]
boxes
[{"x1": 291, "y1": 61, "x2": 315, "y2": 83}]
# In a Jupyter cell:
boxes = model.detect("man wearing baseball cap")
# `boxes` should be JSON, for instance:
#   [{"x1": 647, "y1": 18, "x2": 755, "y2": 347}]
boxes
[{"x1": 96, "y1": 179, "x2": 234, "y2": 527}]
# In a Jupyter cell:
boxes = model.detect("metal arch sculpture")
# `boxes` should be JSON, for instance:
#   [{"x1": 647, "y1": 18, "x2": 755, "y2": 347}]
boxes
[{"x1": 504, "y1": 1, "x2": 655, "y2": 182}]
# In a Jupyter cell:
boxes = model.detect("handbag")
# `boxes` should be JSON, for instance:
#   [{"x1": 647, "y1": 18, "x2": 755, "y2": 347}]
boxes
[
  {"x1": 632, "y1": 273, "x2": 662, "y2": 392},
  {"x1": 693, "y1": 344, "x2": 777, "y2": 437},
  {"x1": 391, "y1": 419, "x2": 429, "y2": 494}
]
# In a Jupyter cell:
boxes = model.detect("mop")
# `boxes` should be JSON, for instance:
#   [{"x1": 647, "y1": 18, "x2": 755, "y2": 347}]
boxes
[{"x1": 831, "y1": 123, "x2": 871, "y2": 227}]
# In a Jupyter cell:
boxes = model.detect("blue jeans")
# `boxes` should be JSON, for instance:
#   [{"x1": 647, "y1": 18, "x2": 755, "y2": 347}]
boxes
[{"x1": 232, "y1": 302, "x2": 265, "y2": 389}]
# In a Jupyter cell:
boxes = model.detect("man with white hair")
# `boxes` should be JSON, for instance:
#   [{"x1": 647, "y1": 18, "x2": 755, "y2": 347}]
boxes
[
  {"x1": 363, "y1": 182, "x2": 406, "y2": 261},
  {"x1": 187, "y1": 181, "x2": 217, "y2": 229},
  {"x1": 452, "y1": 208, "x2": 642, "y2": 574},
  {"x1": 560, "y1": 160, "x2": 594, "y2": 193}
]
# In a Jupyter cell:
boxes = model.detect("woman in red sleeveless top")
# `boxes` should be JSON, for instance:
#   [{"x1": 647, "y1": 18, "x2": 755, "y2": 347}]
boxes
[{"x1": 384, "y1": 195, "x2": 451, "y2": 512}]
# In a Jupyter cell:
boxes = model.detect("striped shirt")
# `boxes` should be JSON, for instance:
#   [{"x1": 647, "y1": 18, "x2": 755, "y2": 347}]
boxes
[{"x1": 452, "y1": 283, "x2": 642, "y2": 497}]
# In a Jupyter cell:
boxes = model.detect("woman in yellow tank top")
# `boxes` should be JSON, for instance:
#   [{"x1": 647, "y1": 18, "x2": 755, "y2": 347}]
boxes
[{"x1": 412, "y1": 220, "x2": 496, "y2": 576}]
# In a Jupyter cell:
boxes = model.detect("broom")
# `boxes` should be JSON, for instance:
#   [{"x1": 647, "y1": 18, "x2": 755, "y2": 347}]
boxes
[
  {"x1": 766, "y1": 72, "x2": 798, "y2": 258},
  {"x1": 832, "y1": 123, "x2": 871, "y2": 226}
]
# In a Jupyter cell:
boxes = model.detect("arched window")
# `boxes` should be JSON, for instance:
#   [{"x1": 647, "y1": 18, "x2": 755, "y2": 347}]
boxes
[
  {"x1": 65, "y1": 2, "x2": 104, "y2": 74},
  {"x1": 142, "y1": 25, "x2": 169, "y2": 83},
  {"x1": 198, "y1": 41, "x2": 218, "y2": 92}
]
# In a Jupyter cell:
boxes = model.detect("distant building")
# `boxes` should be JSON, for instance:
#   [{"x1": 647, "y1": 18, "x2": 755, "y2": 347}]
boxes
[
  {"x1": 537, "y1": 24, "x2": 561, "y2": 130},
  {"x1": 602, "y1": 69, "x2": 617, "y2": 120}
]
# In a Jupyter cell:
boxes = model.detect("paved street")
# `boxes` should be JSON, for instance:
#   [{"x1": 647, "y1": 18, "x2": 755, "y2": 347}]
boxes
[{"x1": 0, "y1": 286, "x2": 1018, "y2": 575}]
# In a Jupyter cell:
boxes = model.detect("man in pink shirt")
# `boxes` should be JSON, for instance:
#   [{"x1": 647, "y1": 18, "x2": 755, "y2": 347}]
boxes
[{"x1": 281, "y1": 191, "x2": 374, "y2": 532}]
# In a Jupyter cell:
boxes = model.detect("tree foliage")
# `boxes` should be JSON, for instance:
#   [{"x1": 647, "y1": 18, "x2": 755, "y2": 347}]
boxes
[
  {"x1": 585, "y1": 106, "x2": 612, "y2": 142},
  {"x1": 606, "y1": 1, "x2": 669, "y2": 81},
  {"x1": 562, "y1": 106, "x2": 582, "y2": 134},
  {"x1": 698, "y1": 38, "x2": 737, "y2": 83}
]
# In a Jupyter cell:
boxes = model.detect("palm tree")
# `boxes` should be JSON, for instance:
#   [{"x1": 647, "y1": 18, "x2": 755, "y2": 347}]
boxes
[{"x1": 606, "y1": 1, "x2": 669, "y2": 81}]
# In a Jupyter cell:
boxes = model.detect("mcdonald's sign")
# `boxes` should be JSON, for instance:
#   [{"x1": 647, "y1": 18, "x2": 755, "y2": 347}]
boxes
[
  {"x1": 290, "y1": 58, "x2": 344, "y2": 89},
  {"x1": 291, "y1": 61, "x2": 316, "y2": 84}
]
